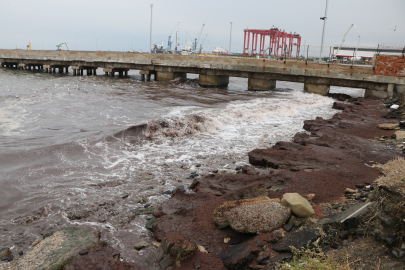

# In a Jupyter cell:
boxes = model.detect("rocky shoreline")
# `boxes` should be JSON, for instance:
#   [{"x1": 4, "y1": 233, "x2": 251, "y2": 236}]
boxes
[{"x1": 1, "y1": 95, "x2": 405, "y2": 269}]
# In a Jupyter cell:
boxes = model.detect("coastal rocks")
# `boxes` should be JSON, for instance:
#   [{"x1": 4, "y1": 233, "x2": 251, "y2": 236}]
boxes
[
  {"x1": 213, "y1": 197, "x2": 272, "y2": 229},
  {"x1": 225, "y1": 202, "x2": 291, "y2": 233},
  {"x1": 282, "y1": 193, "x2": 314, "y2": 218},
  {"x1": 0, "y1": 248, "x2": 11, "y2": 261},
  {"x1": 241, "y1": 165, "x2": 260, "y2": 175},
  {"x1": 0, "y1": 227, "x2": 99, "y2": 270}
]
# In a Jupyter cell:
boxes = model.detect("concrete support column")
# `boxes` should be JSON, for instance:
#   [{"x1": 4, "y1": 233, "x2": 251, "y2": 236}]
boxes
[
  {"x1": 105, "y1": 71, "x2": 108, "y2": 76},
  {"x1": 198, "y1": 75, "x2": 229, "y2": 88},
  {"x1": 248, "y1": 78, "x2": 276, "y2": 91},
  {"x1": 303, "y1": 83, "x2": 330, "y2": 96},
  {"x1": 80, "y1": 69, "x2": 83, "y2": 76},
  {"x1": 365, "y1": 89, "x2": 388, "y2": 99},
  {"x1": 109, "y1": 72, "x2": 114, "y2": 77},
  {"x1": 93, "y1": 68, "x2": 97, "y2": 75},
  {"x1": 73, "y1": 69, "x2": 76, "y2": 75},
  {"x1": 124, "y1": 71, "x2": 128, "y2": 76},
  {"x1": 155, "y1": 71, "x2": 186, "y2": 81},
  {"x1": 141, "y1": 74, "x2": 145, "y2": 81},
  {"x1": 118, "y1": 71, "x2": 123, "y2": 76},
  {"x1": 46, "y1": 68, "x2": 49, "y2": 73},
  {"x1": 146, "y1": 74, "x2": 151, "y2": 81},
  {"x1": 65, "y1": 67, "x2": 69, "y2": 73},
  {"x1": 387, "y1": 84, "x2": 394, "y2": 99},
  {"x1": 395, "y1": 85, "x2": 405, "y2": 97}
]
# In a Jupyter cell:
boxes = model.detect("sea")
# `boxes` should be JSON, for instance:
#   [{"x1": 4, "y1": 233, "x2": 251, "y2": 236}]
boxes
[{"x1": 0, "y1": 66, "x2": 364, "y2": 262}]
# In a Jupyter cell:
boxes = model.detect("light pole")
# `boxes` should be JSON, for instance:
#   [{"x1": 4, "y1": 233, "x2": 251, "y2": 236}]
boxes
[
  {"x1": 229, "y1": 22, "x2": 233, "y2": 54},
  {"x1": 319, "y1": 0, "x2": 329, "y2": 62},
  {"x1": 150, "y1": 4, "x2": 153, "y2": 53}
]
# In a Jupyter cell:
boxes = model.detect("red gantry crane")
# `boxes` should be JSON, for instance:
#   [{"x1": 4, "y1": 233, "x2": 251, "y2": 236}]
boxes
[{"x1": 243, "y1": 26, "x2": 301, "y2": 58}]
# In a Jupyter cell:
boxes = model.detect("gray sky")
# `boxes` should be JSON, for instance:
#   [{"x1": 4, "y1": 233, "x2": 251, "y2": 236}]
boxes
[{"x1": 1, "y1": 0, "x2": 404, "y2": 52}]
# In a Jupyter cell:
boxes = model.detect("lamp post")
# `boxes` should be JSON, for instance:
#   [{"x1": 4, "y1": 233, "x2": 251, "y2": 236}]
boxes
[
  {"x1": 319, "y1": 0, "x2": 329, "y2": 62},
  {"x1": 150, "y1": 4, "x2": 153, "y2": 53},
  {"x1": 229, "y1": 22, "x2": 233, "y2": 54}
]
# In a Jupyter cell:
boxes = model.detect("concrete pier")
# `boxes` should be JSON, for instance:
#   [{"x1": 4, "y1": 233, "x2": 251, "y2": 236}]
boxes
[
  {"x1": 248, "y1": 78, "x2": 276, "y2": 91},
  {"x1": 304, "y1": 83, "x2": 330, "y2": 96},
  {"x1": 155, "y1": 71, "x2": 186, "y2": 81},
  {"x1": 198, "y1": 75, "x2": 229, "y2": 87},
  {"x1": 1, "y1": 50, "x2": 404, "y2": 99}
]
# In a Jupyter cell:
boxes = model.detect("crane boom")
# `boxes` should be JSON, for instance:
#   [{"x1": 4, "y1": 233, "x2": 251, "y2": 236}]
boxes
[
  {"x1": 168, "y1": 22, "x2": 180, "y2": 50},
  {"x1": 335, "y1": 24, "x2": 361, "y2": 58},
  {"x1": 195, "y1": 24, "x2": 205, "y2": 50}
]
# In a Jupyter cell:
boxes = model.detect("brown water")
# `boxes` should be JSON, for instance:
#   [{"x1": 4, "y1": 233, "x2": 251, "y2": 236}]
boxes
[{"x1": 0, "y1": 67, "x2": 364, "y2": 262}]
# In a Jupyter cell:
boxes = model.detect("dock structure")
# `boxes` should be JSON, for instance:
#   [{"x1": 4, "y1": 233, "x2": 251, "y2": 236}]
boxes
[{"x1": 0, "y1": 50, "x2": 404, "y2": 99}]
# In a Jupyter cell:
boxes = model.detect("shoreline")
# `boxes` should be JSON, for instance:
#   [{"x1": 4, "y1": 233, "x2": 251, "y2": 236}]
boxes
[{"x1": 1, "y1": 95, "x2": 404, "y2": 269}]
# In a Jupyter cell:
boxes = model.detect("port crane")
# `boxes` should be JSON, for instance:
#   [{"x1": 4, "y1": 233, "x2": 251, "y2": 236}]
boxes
[
  {"x1": 56, "y1": 43, "x2": 69, "y2": 51},
  {"x1": 167, "y1": 22, "x2": 180, "y2": 50},
  {"x1": 199, "y1": 34, "x2": 208, "y2": 53},
  {"x1": 194, "y1": 24, "x2": 205, "y2": 51}
]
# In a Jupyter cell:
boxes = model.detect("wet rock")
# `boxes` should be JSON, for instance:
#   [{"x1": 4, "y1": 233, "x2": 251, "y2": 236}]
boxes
[
  {"x1": 283, "y1": 224, "x2": 294, "y2": 232},
  {"x1": 144, "y1": 203, "x2": 151, "y2": 208},
  {"x1": 213, "y1": 197, "x2": 272, "y2": 229},
  {"x1": 330, "y1": 242, "x2": 339, "y2": 249},
  {"x1": 194, "y1": 262, "x2": 201, "y2": 269},
  {"x1": 355, "y1": 184, "x2": 365, "y2": 189},
  {"x1": 342, "y1": 240, "x2": 350, "y2": 246},
  {"x1": 217, "y1": 238, "x2": 260, "y2": 269},
  {"x1": 241, "y1": 165, "x2": 260, "y2": 175},
  {"x1": 282, "y1": 193, "x2": 314, "y2": 218},
  {"x1": 146, "y1": 217, "x2": 157, "y2": 231},
  {"x1": 134, "y1": 241, "x2": 149, "y2": 250},
  {"x1": 225, "y1": 202, "x2": 290, "y2": 233},
  {"x1": 173, "y1": 185, "x2": 185, "y2": 193},
  {"x1": 122, "y1": 194, "x2": 129, "y2": 199},
  {"x1": 18, "y1": 251, "x2": 23, "y2": 256},
  {"x1": 196, "y1": 164, "x2": 201, "y2": 167},
  {"x1": 161, "y1": 190, "x2": 172, "y2": 195},
  {"x1": 212, "y1": 170, "x2": 219, "y2": 173},
  {"x1": 272, "y1": 229, "x2": 320, "y2": 253},
  {"x1": 2, "y1": 227, "x2": 99, "y2": 270},
  {"x1": 269, "y1": 253, "x2": 292, "y2": 263}
]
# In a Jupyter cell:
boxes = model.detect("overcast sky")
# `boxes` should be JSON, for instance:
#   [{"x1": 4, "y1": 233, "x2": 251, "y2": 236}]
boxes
[{"x1": 1, "y1": 0, "x2": 404, "y2": 53}]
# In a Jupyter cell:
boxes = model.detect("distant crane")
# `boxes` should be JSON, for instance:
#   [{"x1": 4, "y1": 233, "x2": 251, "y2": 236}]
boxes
[
  {"x1": 199, "y1": 34, "x2": 208, "y2": 53},
  {"x1": 194, "y1": 24, "x2": 205, "y2": 51},
  {"x1": 335, "y1": 24, "x2": 361, "y2": 61},
  {"x1": 56, "y1": 43, "x2": 69, "y2": 51},
  {"x1": 167, "y1": 22, "x2": 180, "y2": 50},
  {"x1": 391, "y1": 25, "x2": 397, "y2": 31}
]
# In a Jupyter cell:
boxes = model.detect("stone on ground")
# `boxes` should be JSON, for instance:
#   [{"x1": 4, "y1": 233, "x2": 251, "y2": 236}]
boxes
[
  {"x1": 0, "y1": 227, "x2": 99, "y2": 270},
  {"x1": 282, "y1": 193, "x2": 315, "y2": 218},
  {"x1": 225, "y1": 201, "x2": 290, "y2": 233},
  {"x1": 134, "y1": 241, "x2": 149, "y2": 250},
  {"x1": 213, "y1": 196, "x2": 272, "y2": 229},
  {"x1": 377, "y1": 123, "x2": 400, "y2": 130}
]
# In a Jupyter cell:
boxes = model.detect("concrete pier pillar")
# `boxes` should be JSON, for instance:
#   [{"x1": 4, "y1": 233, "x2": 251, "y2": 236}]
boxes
[
  {"x1": 155, "y1": 71, "x2": 186, "y2": 81},
  {"x1": 105, "y1": 71, "x2": 108, "y2": 76},
  {"x1": 46, "y1": 68, "x2": 49, "y2": 73},
  {"x1": 387, "y1": 84, "x2": 394, "y2": 99},
  {"x1": 304, "y1": 83, "x2": 330, "y2": 96},
  {"x1": 248, "y1": 78, "x2": 276, "y2": 91},
  {"x1": 141, "y1": 74, "x2": 145, "y2": 81},
  {"x1": 73, "y1": 69, "x2": 76, "y2": 75},
  {"x1": 146, "y1": 74, "x2": 151, "y2": 81},
  {"x1": 65, "y1": 67, "x2": 69, "y2": 73},
  {"x1": 80, "y1": 69, "x2": 83, "y2": 76},
  {"x1": 109, "y1": 72, "x2": 114, "y2": 77},
  {"x1": 118, "y1": 71, "x2": 123, "y2": 76},
  {"x1": 198, "y1": 75, "x2": 229, "y2": 88},
  {"x1": 365, "y1": 89, "x2": 388, "y2": 99},
  {"x1": 124, "y1": 71, "x2": 128, "y2": 76},
  {"x1": 93, "y1": 68, "x2": 97, "y2": 75}
]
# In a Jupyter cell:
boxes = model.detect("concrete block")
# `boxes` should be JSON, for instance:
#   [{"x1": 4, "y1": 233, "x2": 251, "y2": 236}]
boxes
[{"x1": 248, "y1": 78, "x2": 276, "y2": 91}]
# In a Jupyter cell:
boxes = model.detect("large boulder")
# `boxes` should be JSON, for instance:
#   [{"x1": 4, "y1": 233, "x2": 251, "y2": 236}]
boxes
[
  {"x1": 213, "y1": 197, "x2": 272, "y2": 229},
  {"x1": 225, "y1": 202, "x2": 290, "y2": 233},
  {"x1": 0, "y1": 227, "x2": 99, "y2": 270},
  {"x1": 282, "y1": 193, "x2": 315, "y2": 218}
]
